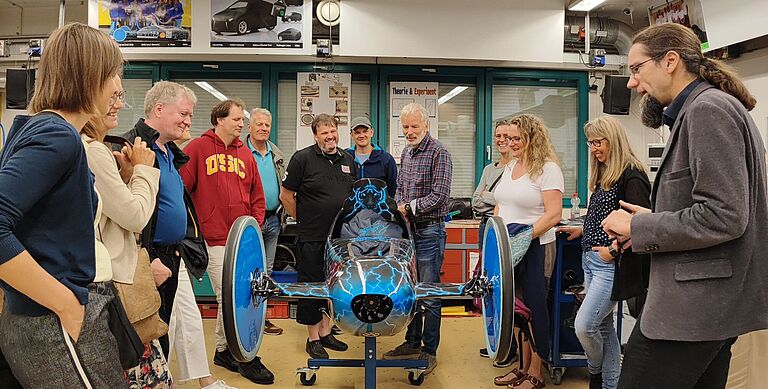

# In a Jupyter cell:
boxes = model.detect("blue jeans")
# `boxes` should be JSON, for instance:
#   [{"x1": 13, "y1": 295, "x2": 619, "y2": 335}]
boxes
[
  {"x1": 405, "y1": 223, "x2": 446, "y2": 356},
  {"x1": 575, "y1": 250, "x2": 620, "y2": 389},
  {"x1": 261, "y1": 214, "x2": 280, "y2": 274}
]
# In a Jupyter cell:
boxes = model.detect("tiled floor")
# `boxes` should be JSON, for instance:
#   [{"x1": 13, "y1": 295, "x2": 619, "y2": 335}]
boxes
[{"x1": 170, "y1": 317, "x2": 591, "y2": 388}]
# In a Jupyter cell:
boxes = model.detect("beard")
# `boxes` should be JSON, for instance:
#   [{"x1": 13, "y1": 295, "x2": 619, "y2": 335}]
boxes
[{"x1": 640, "y1": 94, "x2": 665, "y2": 128}]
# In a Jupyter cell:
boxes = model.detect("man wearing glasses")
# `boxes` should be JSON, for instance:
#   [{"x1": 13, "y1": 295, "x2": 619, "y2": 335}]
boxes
[{"x1": 602, "y1": 23, "x2": 768, "y2": 389}]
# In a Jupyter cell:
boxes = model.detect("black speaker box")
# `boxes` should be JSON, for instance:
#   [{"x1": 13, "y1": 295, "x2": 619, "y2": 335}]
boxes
[
  {"x1": 6, "y1": 68, "x2": 35, "y2": 110},
  {"x1": 601, "y1": 75, "x2": 630, "y2": 115}
]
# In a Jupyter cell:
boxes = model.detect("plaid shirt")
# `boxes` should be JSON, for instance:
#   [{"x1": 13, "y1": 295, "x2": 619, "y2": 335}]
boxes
[{"x1": 395, "y1": 133, "x2": 452, "y2": 224}]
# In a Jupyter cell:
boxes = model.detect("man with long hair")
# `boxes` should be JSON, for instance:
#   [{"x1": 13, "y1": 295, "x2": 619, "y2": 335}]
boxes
[{"x1": 602, "y1": 23, "x2": 768, "y2": 389}]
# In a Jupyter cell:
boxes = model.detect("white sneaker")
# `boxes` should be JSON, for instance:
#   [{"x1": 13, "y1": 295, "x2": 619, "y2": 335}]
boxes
[{"x1": 202, "y1": 380, "x2": 238, "y2": 389}]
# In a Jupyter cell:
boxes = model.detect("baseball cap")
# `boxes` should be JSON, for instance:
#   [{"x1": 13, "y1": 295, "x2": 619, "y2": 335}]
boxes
[{"x1": 350, "y1": 116, "x2": 372, "y2": 131}]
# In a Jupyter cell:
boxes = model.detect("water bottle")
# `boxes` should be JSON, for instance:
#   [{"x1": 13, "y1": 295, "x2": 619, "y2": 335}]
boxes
[{"x1": 570, "y1": 192, "x2": 581, "y2": 220}]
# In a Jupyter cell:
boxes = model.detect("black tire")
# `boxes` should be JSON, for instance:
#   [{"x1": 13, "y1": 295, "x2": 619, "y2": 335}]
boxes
[
  {"x1": 237, "y1": 19, "x2": 248, "y2": 35},
  {"x1": 408, "y1": 371, "x2": 424, "y2": 386},
  {"x1": 552, "y1": 368, "x2": 564, "y2": 385},
  {"x1": 299, "y1": 372, "x2": 316, "y2": 386}
]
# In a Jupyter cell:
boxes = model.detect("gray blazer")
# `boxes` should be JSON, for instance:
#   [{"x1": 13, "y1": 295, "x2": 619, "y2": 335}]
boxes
[{"x1": 631, "y1": 82, "x2": 768, "y2": 341}]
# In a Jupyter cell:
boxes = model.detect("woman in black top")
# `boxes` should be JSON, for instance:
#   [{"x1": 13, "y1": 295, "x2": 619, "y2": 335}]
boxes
[{"x1": 557, "y1": 116, "x2": 651, "y2": 389}]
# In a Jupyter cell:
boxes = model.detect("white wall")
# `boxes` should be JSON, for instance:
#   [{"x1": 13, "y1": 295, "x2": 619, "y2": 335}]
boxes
[
  {"x1": 730, "y1": 48, "x2": 768, "y2": 144},
  {"x1": 338, "y1": 0, "x2": 564, "y2": 62}
]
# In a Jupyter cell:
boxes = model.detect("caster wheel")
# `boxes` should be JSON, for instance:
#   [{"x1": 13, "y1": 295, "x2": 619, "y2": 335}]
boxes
[
  {"x1": 551, "y1": 368, "x2": 564, "y2": 385},
  {"x1": 299, "y1": 372, "x2": 316, "y2": 386},
  {"x1": 408, "y1": 371, "x2": 424, "y2": 386}
]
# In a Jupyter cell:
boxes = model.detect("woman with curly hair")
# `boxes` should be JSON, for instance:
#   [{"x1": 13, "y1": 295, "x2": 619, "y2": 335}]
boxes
[{"x1": 492, "y1": 114, "x2": 563, "y2": 389}]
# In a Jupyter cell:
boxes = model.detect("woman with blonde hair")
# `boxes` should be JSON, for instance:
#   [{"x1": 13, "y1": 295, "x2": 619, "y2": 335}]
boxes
[
  {"x1": 82, "y1": 75, "x2": 175, "y2": 388},
  {"x1": 557, "y1": 116, "x2": 651, "y2": 389},
  {"x1": 492, "y1": 114, "x2": 563, "y2": 389},
  {"x1": 0, "y1": 22, "x2": 126, "y2": 387}
]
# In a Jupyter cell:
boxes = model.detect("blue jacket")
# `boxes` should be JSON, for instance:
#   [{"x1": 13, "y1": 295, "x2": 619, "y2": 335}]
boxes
[
  {"x1": 0, "y1": 113, "x2": 97, "y2": 316},
  {"x1": 345, "y1": 145, "x2": 398, "y2": 198}
]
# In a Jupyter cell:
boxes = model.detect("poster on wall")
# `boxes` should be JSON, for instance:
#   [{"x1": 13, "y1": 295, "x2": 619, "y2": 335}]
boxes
[
  {"x1": 296, "y1": 72, "x2": 352, "y2": 150},
  {"x1": 98, "y1": 0, "x2": 192, "y2": 47},
  {"x1": 211, "y1": 0, "x2": 307, "y2": 48},
  {"x1": 389, "y1": 82, "x2": 439, "y2": 163},
  {"x1": 312, "y1": 0, "x2": 339, "y2": 45},
  {"x1": 649, "y1": 0, "x2": 709, "y2": 50}
]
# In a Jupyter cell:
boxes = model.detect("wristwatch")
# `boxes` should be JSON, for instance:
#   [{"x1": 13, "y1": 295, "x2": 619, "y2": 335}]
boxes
[
  {"x1": 608, "y1": 244, "x2": 619, "y2": 258},
  {"x1": 404, "y1": 203, "x2": 413, "y2": 215}
]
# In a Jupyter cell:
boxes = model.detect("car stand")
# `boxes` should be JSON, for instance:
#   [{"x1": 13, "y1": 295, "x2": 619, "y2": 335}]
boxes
[{"x1": 296, "y1": 336, "x2": 428, "y2": 387}]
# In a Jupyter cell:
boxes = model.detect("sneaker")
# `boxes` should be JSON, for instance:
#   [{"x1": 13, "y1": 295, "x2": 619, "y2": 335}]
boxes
[
  {"x1": 239, "y1": 357, "x2": 274, "y2": 385},
  {"x1": 331, "y1": 324, "x2": 343, "y2": 335},
  {"x1": 201, "y1": 380, "x2": 238, "y2": 389},
  {"x1": 418, "y1": 352, "x2": 438, "y2": 375},
  {"x1": 213, "y1": 348, "x2": 240, "y2": 373},
  {"x1": 320, "y1": 333, "x2": 348, "y2": 352},
  {"x1": 306, "y1": 339, "x2": 329, "y2": 359},
  {"x1": 264, "y1": 320, "x2": 284, "y2": 336},
  {"x1": 492, "y1": 352, "x2": 519, "y2": 368},
  {"x1": 479, "y1": 348, "x2": 489, "y2": 358},
  {"x1": 382, "y1": 342, "x2": 421, "y2": 360}
]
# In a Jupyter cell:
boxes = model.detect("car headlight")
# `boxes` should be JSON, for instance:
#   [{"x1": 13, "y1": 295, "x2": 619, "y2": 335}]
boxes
[{"x1": 227, "y1": 18, "x2": 233, "y2": 22}]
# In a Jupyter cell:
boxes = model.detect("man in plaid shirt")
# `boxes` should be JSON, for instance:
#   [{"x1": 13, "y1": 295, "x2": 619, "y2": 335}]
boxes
[{"x1": 383, "y1": 102, "x2": 452, "y2": 375}]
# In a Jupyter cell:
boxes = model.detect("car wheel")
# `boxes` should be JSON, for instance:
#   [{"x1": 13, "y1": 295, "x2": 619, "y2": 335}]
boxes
[{"x1": 237, "y1": 20, "x2": 248, "y2": 35}]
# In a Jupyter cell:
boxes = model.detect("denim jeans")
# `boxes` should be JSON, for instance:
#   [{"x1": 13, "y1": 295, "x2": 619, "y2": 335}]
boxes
[
  {"x1": 261, "y1": 214, "x2": 280, "y2": 274},
  {"x1": 405, "y1": 223, "x2": 446, "y2": 356},
  {"x1": 575, "y1": 250, "x2": 620, "y2": 389}
]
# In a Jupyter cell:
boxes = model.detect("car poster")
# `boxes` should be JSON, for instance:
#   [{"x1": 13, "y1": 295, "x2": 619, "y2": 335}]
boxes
[
  {"x1": 98, "y1": 0, "x2": 192, "y2": 47},
  {"x1": 296, "y1": 72, "x2": 351, "y2": 150},
  {"x1": 211, "y1": 0, "x2": 308, "y2": 48},
  {"x1": 389, "y1": 82, "x2": 439, "y2": 163}
]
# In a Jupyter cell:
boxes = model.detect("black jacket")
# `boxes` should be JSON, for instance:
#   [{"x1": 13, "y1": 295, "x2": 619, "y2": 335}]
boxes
[
  {"x1": 118, "y1": 119, "x2": 208, "y2": 279},
  {"x1": 611, "y1": 166, "x2": 652, "y2": 315}
]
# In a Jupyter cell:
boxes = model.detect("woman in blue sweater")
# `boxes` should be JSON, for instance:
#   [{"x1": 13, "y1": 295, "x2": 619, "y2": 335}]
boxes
[{"x1": 0, "y1": 23, "x2": 126, "y2": 387}]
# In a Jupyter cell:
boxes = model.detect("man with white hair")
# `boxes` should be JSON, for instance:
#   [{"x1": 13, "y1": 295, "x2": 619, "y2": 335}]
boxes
[
  {"x1": 121, "y1": 81, "x2": 234, "y2": 389},
  {"x1": 382, "y1": 103, "x2": 452, "y2": 376}
]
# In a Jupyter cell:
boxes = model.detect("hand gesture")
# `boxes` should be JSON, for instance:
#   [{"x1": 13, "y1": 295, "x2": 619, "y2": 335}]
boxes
[
  {"x1": 57, "y1": 294, "x2": 85, "y2": 342},
  {"x1": 556, "y1": 225, "x2": 583, "y2": 240},
  {"x1": 592, "y1": 246, "x2": 614, "y2": 262},
  {"x1": 128, "y1": 137, "x2": 155, "y2": 167},
  {"x1": 151, "y1": 258, "x2": 173, "y2": 287}
]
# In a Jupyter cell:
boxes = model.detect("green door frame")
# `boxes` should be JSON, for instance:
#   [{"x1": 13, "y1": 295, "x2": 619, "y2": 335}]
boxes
[
  {"x1": 377, "y1": 65, "x2": 487, "y2": 185},
  {"x1": 124, "y1": 62, "x2": 160, "y2": 81},
  {"x1": 487, "y1": 69, "x2": 589, "y2": 206}
]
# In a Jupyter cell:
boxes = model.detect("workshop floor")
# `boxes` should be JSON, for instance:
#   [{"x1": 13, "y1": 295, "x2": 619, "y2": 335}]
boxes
[{"x1": 170, "y1": 318, "x2": 591, "y2": 389}]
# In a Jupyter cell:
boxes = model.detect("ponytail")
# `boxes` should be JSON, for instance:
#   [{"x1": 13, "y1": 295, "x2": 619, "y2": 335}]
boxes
[{"x1": 699, "y1": 57, "x2": 756, "y2": 111}]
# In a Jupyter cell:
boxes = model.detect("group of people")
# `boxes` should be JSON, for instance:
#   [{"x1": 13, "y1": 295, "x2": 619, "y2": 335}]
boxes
[
  {"x1": 477, "y1": 23, "x2": 768, "y2": 389},
  {"x1": 0, "y1": 21, "x2": 766, "y2": 389}
]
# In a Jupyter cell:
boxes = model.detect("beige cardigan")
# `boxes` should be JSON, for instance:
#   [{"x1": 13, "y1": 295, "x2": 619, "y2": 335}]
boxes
[{"x1": 84, "y1": 137, "x2": 159, "y2": 284}]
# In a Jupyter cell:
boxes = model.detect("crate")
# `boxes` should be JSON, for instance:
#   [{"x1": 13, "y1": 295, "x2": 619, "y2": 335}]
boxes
[
  {"x1": 198, "y1": 303, "x2": 218, "y2": 319},
  {"x1": 266, "y1": 302, "x2": 290, "y2": 319}
]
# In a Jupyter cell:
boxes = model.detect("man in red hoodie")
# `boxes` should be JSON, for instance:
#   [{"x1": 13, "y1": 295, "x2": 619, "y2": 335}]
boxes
[{"x1": 180, "y1": 98, "x2": 272, "y2": 385}]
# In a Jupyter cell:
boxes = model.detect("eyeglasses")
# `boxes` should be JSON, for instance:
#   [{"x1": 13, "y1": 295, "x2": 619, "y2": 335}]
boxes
[
  {"x1": 629, "y1": 54, "x2": 663, "y2": 76},
  {"x1": 109, "y1": 90, "x2": 126, "y2": 105},
  {"x1": 586, "y1": 138, "x2": 607, "y2": 148}
]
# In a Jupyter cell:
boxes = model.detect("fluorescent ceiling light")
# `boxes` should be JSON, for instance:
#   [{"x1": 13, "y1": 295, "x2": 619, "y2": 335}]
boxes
[
  {"x1": 195, "y1": 81, "x2": 228, "y2": 102},
  {"x1": 438, "y1": 86, "x2": 468, "y2": 105},
  {"x1": 568, "y1": 0, "x2": 608, "y2": 11}
]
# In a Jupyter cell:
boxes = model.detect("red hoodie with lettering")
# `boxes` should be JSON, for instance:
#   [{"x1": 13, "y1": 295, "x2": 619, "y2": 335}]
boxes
[{"x1": 180, "y1": 129, "x2": 265, "y2": 246}]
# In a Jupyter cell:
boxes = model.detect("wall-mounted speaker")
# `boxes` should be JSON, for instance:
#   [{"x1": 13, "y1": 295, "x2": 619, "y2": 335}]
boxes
[
  {"x1": 6, "y1": 69, "x2": 35, "y2": 110},
  {"x1": 601, "y1": 75, "x2": 630, "y2": 115}
]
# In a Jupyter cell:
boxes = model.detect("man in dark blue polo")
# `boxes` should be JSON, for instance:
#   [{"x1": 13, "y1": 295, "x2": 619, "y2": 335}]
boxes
[{"x1": 345, "y1": 115, "x2": 398, "y2": 198}]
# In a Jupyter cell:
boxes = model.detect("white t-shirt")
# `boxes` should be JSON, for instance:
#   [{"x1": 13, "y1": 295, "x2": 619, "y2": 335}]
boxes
[{"x1": 493, "y1": 160, "x2": 564, "y2": 244}]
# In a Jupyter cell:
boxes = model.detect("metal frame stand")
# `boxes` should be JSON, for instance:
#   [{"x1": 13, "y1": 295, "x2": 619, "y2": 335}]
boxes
[{"x1": 297, "y1": 336, "x2": 428, "y2": 388}]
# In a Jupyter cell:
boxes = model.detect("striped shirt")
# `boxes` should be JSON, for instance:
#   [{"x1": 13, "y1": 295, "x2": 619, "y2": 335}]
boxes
[{"x1": 395, "y1": 133, "x2": 453, "y2": 224}]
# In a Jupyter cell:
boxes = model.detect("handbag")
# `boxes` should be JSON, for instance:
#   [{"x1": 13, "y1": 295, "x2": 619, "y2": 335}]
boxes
[
  {"x1": 105, "y1": 285, "x2": 145, "y2": 370},
  {"x1": 113, "y1": 247, "x2": 169, "y2": 344}
]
